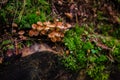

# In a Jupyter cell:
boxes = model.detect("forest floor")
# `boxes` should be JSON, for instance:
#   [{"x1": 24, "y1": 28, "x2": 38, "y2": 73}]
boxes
[{"x1": 0, "y1": 0, "x2": 120, "y2": 80}]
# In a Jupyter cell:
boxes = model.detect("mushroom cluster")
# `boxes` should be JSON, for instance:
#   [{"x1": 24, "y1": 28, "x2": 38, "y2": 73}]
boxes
[{"x1": 28, "y1": 21, "x2": 72, "y2": 42}]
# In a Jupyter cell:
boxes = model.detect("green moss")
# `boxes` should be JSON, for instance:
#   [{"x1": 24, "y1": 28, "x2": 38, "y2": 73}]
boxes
[
  {"x1": 62, "y1": 25, "x2": 110, "y2": 80},
  {"x1": 0, "y1": 0, "x2": 51, "y2": 29}
]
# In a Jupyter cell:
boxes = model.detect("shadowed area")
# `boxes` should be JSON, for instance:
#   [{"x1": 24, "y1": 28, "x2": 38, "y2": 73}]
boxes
[{"x1": 0, "y1": 51, "x2": 76, "y2": 80}]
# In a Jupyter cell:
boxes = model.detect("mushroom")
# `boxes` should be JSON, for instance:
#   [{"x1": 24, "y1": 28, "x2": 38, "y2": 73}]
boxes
[
  {"x1": 32, "y1": 24, "x2": 38, "y2": 30},
  {"x1": 19, "y1": 35, "x2": 27, "y2": 40},
  {"x1": 18, "y1": 30, "x2": 25, "y2": 35},
  {"x1": 48, "y1": 31, "x2": 64, "y2": 38},
  {"x1": 29, "y1": 30, "x2": 39, "y2": 37},
  {"x1": 48, "y1": 31, "x2": 64, "y2": 42},
  {"x1": 36, "y1": 26, "x2": 44, "y2": 31},
  {"x1": 48, "y1": 31, "x2": 55, "y2": 38},
  {"x1": 51, "y1": 37, "x2": 57, "y2": 42},
  {"x1": 43, "y1": 25, "x2": 51, "y2": 31},
  {"x1": 37, "y1": 21, "x2": 43, "y2": 26},
  {"x1": 47, "y1": 24, "x2": 56, "y2": 28},
  {"x1": 40, "y1": 30, "x2": 47, "y2": 35},
  {"x1": 55, "y1": 22, "x2": 65, "y2": 30},
  {"x1": 43, "y1": 21, "x2": 51, "y2": 26},
  {"x1": 65, "y1": 23, "x2": 72, "y2": 28}
]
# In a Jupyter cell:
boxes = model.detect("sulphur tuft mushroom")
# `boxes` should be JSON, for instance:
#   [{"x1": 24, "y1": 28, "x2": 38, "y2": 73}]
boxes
[
  {"x1": 43, "y1": 21, "x2": 51, "y2": 26},
  {"x1": 36, "y1": 26, "x2": 44, "y2": 31},
  {"x1": 37, "y1": 21, "x2": 43, "y2": 26},
  {"x1": 29, "y1": 30, "x2": 39, "y2": 37},
  {"x1": 48, "y1": 31, "x2": 64, "y2": 42}
]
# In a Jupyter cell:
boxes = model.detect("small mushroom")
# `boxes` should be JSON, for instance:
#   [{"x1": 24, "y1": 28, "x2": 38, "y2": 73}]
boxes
[
  {"x1": 29, "y1": 30, "x2": 34, "y2": 37},
  {"x1": 47, "y1": 24, "x2": 56, "y2": 28},
  {"x1": 48, "y1": 31, "x2": 64, "y2": 42},
  {"x1": 18, "y1": 30, "x2": 25, "y2": 35},
  {"x1": 48, "y1": 32, "x2": 55, "y2": 38},
  {"x1": 33, "y1": 31, "x2": 39, "y2": 36},
  {"x1": 32, "y1": 24, "x2": 38, "y2": 30},
  {"x1": 55, "y1": 22, "x2": 65, "y2": 30},
  {"x1": 19, "y1": 35, "x2": 27, "y2": 40},
  {"x1": 51, "y1": 37, "x2": 57, "y2": 42},
  {"x1": 36, "y1": 26, "x2": 44, "y2": 31},
  {"x1": 40, "y1": 30, "x2": 47, "y2": 35},
  {"x1": 65, "y1": 23, "x2": 72, "y2": 28},
  {"x1": 29, "y1": 30, "x2": 39, "y2": 37},
  {"x1": 43, "y1": 21, "x2": 51, "y2": 26},
  {"x1": 56, "y1": 37, "x2": 61, "y2": 41},
  {"x1": 37, "y1": 21, "x2": 43, "y2": 26},
  {"x1": 44, "y1": 26, "x2": 50, "y2": 31}
]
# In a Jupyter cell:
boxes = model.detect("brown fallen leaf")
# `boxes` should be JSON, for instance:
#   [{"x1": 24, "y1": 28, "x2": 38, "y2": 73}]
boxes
[
  {"x1": 66, "y1": 50, "x2": 70, "y2": 55},
  {"x1": 12, "y1": 22, "x2": 18, "y2": 28},
  {"x1": 96, "y1": 42, "x2": 111, "y2": 50},
  {"x1": 21, "y1": 47, "x2": 32, "y2": 57},
  {"x1": 65, "y1": 13, "x2": 73, "y2": 19},
  {"x1": 36, "y1": 11, "x2": 40, "y2": 16}
]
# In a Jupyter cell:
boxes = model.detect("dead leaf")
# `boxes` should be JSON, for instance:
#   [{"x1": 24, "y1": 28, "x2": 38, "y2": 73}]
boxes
[
  {"x1": 66, "y1": 50, "x2": 70, "y2": 55},
  {"x1": 6, "y1": 49, "x2": 14, "y2": 57},
  {"x1": 12, "y1": 22, "x2": 18, "y2": 27},
  {"x1": 21, "y1": 47, "x2": 32, "y2": 57},
  {"x1": 12, "y1": 29, "x2": 16, "y2": 33},
  {"x1": 96, "y1": 43, "x2": 111, "y2": 50},
  {"x1": 65, "y1": 13, "x2": 73, "y2": 19},
  {"x1": 36, "y1": 11, "x2": 40, "y2": 15}
]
